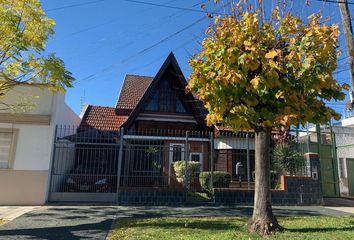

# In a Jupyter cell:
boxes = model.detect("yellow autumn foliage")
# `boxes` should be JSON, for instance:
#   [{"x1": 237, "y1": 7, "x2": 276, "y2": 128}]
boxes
[{"x1": 189, "y1": 7, "x2": 345, "y2": 130}]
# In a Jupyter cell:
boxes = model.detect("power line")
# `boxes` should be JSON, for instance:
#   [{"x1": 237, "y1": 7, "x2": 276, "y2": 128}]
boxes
[
  {"x1": 45, "y1": 0, "x2": 106, "y2": 12},
  {"x1": 72, "y1": 0, "x2": 203, "y2": 70},
  {"x1": 122, "y1": 0, "x2": 227, "y2": 15},
  {"x1": 121, "y1": 16, "x2": 206, "y2": 63},
  {"x1": 313, "y1": 0, "x2": 354, "y2": 5},
  {"x1": 334, "y1": 69, "x2": 350, "y2": 74},
  {"x1": 76, "y1": 16, "x2": 206, "y2": 84}
]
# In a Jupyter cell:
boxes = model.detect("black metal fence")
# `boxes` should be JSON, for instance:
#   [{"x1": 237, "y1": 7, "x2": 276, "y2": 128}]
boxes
[{"x1": 48, "y1": 125, "x2": 326, "y2": 202}]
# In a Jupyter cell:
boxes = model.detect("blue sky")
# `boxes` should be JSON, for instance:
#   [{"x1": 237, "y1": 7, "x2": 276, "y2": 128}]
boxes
[{"x1": 41, "y1": 0, "x2": 353, "y2": 116}]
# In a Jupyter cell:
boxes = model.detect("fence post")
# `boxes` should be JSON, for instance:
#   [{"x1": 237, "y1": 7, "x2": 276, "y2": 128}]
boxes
[
  {"x1": 184, "y1": 131, "x2": 189, "y2": 191},
  {"x1": 246, "y1": 132, "x2": 251, "y2": 190},
  {"x1": 47, "y1": 125, "x2": 58, "y2": 202},
  {"x1": 210, "y1": 132, "x2": 214, "y2": 191},
  {"x1": 329, "y1": 123, "x2": 340, "y2": 196},
  {"x1": 116, "y1": 127, "x2": 124, "y2": 202}
]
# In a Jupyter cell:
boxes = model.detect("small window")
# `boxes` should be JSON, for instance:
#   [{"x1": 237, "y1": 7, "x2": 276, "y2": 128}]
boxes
[
  {"x1": 190, "y1": 153, "x2": 201, "y2": 162},
  {"x1": 189, "y1": 152, "x2": 203, "y2": 170},
  {"x1": 0, "y1": 129, "x2": 18, "y2": 169}
]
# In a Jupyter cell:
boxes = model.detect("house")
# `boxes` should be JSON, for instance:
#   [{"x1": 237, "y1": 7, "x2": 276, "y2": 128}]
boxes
[
  {"x1": 48, "y1": 53, "x2": 321, "y2": 205},
  {"x1": 82, "y1": 53, "x2": 209, "y2": 187},
  {"x1": 0, "y1": 84, "x2": 80, "y2": 205}
]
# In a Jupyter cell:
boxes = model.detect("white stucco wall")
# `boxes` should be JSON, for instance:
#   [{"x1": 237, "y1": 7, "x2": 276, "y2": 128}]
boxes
[
  {"x1": 0, "y1": 123, "x2": 52, "y2": 170},
  {"x1": 332, "y1": 126, "x2": 354, "y2": 196},
  {"x1": 1, "y1": 85, "x2": 55, "y2": 115},
  {"x1": 0, "y1": 85, "x2": 80, "y2": 171},
  {"x1": 214, "y1": 137, "x2": 255, "y2": 150},
  {"x1": 0, "y1": 85, "x2": 79, "y2": 204}
]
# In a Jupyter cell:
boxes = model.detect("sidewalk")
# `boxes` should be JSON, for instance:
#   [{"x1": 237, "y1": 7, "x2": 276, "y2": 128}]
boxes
[
  {"x1": 323, "y1": 197, "x2": 354, "y2": 215},
  {"x1": 0, "y1": 206, "x2": 39, "y2": 221}
]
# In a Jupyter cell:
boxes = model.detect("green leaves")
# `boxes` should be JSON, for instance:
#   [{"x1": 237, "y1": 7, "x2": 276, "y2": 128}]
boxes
[
  {"x1": 0, "y1": 0, "x2": 74, "y2": 109},
  {"x1": 188, "y1": 7, "x2": 345, "y2": 130}
]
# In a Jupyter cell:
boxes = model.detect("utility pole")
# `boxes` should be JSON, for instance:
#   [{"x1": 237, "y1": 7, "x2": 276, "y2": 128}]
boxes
[{"x1": 338, "y1": 0, "x2": 354, "y2": 109}]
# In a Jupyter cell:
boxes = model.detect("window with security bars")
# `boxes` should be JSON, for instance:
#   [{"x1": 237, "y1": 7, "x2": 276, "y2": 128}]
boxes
[{"x1": 0, "y1": 132, "x2": 15, "y2": 169}]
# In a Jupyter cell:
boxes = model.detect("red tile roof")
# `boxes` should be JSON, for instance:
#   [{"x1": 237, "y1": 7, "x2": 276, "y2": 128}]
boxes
[
  {"x1": 80, "y1": 105, "x2": 128, "y2": 131},
  {"x1": 116, "y1": 74, "x2": 153, "y2": 114}
]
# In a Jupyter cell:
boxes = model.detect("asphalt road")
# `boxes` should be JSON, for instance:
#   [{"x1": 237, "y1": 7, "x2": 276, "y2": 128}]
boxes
[{"x1": 0, "y1": 206, "x2": 117, "y2": 240}]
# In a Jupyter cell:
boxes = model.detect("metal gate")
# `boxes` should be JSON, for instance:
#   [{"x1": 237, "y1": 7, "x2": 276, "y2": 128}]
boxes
[
  {"x1": 120, "y1": 129, "x2": 213, "y2": 204},
  {"x1": 48, "y1": 126, "x2": 120, "y2": 203},
  {"x1": 346, "y1": 158, "x2": 354, "y2": 197}
]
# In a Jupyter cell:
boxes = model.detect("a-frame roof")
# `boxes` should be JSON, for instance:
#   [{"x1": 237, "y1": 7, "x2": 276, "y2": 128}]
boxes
[
  {"x1": 115, "y1": 74, "x2": 153, "y2": 114},
  {"x1": 121, "y1": 52, "x2": 207, "y2": 129}
]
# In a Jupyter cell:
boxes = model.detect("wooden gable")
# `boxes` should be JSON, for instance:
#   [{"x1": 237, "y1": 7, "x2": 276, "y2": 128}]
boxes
[{"x1": 122, "y1": 52, "x2": 208, "y2": 131}]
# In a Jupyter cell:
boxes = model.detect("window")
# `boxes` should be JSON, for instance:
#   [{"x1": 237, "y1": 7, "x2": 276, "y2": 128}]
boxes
[
  {"x1": 176, "y1": 98, "x2": 187, "y2": 113},
  {"x1": 171, "y1": 144, "x2": 184, "y2": 162},
  {"x1": 144, "y1": 92, "x2": 158, "y2": 111},
  {"x1": 0, "y1": 129, "x2": 18, "y2": 169},
  {"x1": 143, "y1": 79, "x2": 188, "y2": 113},
  {"x1": 190, "y1": 152, "x2": 203, "y2": 170},
  {"x1": 190, "y1": 153, "x2": 201, "y2": 162},
  {"x1": 158, "y1": 80, "x2": 175, "y2": 112}
]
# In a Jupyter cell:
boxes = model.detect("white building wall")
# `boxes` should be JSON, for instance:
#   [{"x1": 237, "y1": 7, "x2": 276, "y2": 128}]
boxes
[
  {"x1": 214, "y1": 137, "x2": 255, "y2": 150},
  {"x1": 0, "y1": 123, "x2": 52, "y2": 170},
  {"x1": 0, "y1": 85, "x2": 79, "y2": 205},
  {"x1": 333, "y1": 126, "x2": 354, "y2": 197}
]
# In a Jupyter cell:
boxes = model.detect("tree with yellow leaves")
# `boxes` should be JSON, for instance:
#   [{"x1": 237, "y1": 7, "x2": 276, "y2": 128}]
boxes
[
  {"x1": 0, "y1": 0, "x2": 74, "y2": 111},
  {"x1": 189, "y1": 2, "x2": 347, "y2": 236}
]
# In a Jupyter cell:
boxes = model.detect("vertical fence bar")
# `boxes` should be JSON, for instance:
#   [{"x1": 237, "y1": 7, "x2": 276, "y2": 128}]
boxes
[
  {"x1": 116, "y1": 127, "x2": 124, "y2": 200},
  {"x1": 330, "y1": 122, "x2": 340, "y2": 196},
  {"x1": 47, "y1": 125, "x2": 58, "y2": 201},
  {"x1": 246, "y1": 132, "x2": 251, "y2": 190},
  {"x1": 210, "y1": 132, "x2": 214, "y2": 191},
  {"x1": 184, "y1": 131, "x2": 189, "y2": 192}
]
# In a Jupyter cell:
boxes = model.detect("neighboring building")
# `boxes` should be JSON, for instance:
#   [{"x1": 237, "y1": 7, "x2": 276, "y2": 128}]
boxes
[
  {"x1": 0, "y1": 84, "x2": 79, "y2": 205},
  {"x1": 333, "y1": 117, "x2": 354, "y2": 197}
]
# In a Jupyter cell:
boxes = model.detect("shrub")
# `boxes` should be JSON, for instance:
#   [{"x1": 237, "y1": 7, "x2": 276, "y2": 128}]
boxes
[
  {"x1": 273, "y1": 143, "x2": 306, "y2": 176},
  {"x1": 173, "y1": 161, "x2": 201, "y2": 187},
  {"x1": 199, "y1": 171, "x2": 231, "y2": 191}
]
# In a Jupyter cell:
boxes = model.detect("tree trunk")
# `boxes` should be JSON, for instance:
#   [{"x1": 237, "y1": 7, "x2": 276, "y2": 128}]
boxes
[{"x1": 248, "y1": 126, "x2": 283, "y2": 236}]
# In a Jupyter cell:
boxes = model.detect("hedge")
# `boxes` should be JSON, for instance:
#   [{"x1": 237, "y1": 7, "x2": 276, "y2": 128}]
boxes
[{"x1": 199, "y1": 171, "x2": 231, "y2": 191}]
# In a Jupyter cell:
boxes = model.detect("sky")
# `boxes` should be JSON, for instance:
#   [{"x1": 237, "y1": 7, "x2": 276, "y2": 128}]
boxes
[{"x1": 40, "y1": 0, "x2": 353, "y2": 117}]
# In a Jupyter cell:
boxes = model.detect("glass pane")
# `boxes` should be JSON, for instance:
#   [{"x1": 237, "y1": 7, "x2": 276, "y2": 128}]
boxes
[
  {"x1": 144, "y1": 92, "x2": 159, "y2": 111},
  {"x1": 176, "y1": 98, "x2": 186, "y2": 113},
  {"x1": 158, "y1": 80, "x2": 175, "y2": 112},
  {"x1": 191, "y1": 154, "x2": 200, "y2": 162}
]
